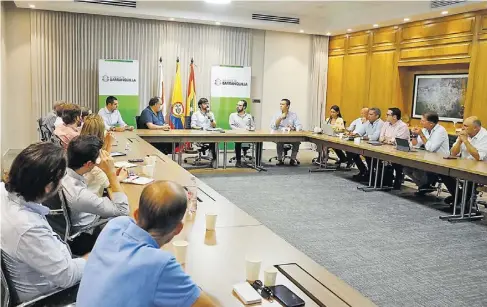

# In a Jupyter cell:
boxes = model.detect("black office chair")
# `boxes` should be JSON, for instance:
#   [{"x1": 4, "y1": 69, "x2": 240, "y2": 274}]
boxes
[
  {"x1": 37, "y1": 118, "x2": 53, "y2": 142},
  {"x1": 268, "y1": 144, "x2": 300, "y2": 165},
  {"x1": 1, "y1": 250, "x2": 78, "y2": 307},
  {"x1": 43, "y1": 189, "x2": 107, "y2": 246},
  {"x1": 135, "y1": 116, "x2": 142, "y2": 129},
  {"x1": 229, "y1": 143, "x2": 254, "y2": 164},
  {"x1": 184, "y1": 143, "x2": 212, "y2": 166}
]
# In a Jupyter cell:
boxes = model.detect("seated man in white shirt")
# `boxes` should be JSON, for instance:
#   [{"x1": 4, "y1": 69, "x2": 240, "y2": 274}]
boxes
[
  {"x1": 229, "y1": 100, "x2": 255, "y2": 167},
  {"x1": 270, "y1": 99, "x2": 302, "y2": 166},
  {"x1": 1, "y1": 142, "x2": 86, "y2": 303},
  {"x1": 98, "y1": 96, "x2": 134, "y2": 132},
  {"x1": 191, "y1": 98, "x2": 218, "y2": 167},
  {"x1": 61, "y1": 135, "x2": 129, "y2": 255},
  {"x1": 405, "y1": 112, "x2": 450, "y2": 195},
  {"x1": 440, "y1": 116, "x2": 487, "y2": 209},
  {"x1": 347, "y1": 108, "x2": 369, "y2": 134}
]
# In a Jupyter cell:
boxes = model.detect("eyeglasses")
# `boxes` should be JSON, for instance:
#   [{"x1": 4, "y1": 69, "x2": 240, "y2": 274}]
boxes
[
  {"x1": 251, "y1": 280, "x2": 273, "y2": 302},
  {"x1": 386, "y1": 113, "x2": 393, "y2": 116}
]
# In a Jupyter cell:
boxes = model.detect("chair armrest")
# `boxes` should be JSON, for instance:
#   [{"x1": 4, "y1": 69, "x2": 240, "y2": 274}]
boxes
[{"x1": 68, "y1": 219, "x2": 109, "y2": 241}]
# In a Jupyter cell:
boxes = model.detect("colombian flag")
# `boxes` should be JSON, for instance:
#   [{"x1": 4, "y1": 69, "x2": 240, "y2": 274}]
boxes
[
  {"x1": 185, "y1": 59, "x2": 196, "y2": 128},
  {"x1": 170, "y1": 58, "x2": 184, "y2": 129}
]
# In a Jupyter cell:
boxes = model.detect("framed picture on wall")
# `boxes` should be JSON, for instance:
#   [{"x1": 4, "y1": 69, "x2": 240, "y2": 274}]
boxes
[{"x1": 412, "y1": 74, "x2": 468, "y2": 122}]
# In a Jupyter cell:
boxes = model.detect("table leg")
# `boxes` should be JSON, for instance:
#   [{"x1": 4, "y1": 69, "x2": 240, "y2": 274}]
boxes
[
  {"x1": 172, "y1": 142, "x2": 176, "y2": 161},
  {"x1": 178, "y1": 142, "x2": 183, "y2": 165},
  {"x1": 440, "y1": 179, "x2": 483, "y2": 222},
  {"x1": 360, "y1": 159, "x2": 392, "y2": 192},
  {"x1": 223, "y1": 142, "x2": 227, "y2": 170},
  {"x1": 309, "y1": 145, "x2": 338, "y2": 173},
  {"x1": 215, "y1": 143, "x2": 220, "y2": 169}
]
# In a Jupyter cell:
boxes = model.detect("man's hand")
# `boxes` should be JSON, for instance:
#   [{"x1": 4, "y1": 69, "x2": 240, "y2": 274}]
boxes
[
  {"x1": 98, "y1": 150, "x2": 116, "y2": 175},
  {"x1": 411, "y1": 127, "x2": 421, "y2": 135},
  {"x1": 161, "y1": 124, "x2": 171, "y2": 131},
  {"x1": 458, "y1": 130, "x2": 468, "y2": 143},
  {"x1": 116, "y1": 167, "x2": 129, "y2": 182},
  {"x1": 114, "y1": 126, "x2": 125, "y2": 132},
  {"x1": 82, "y1": 253, "x2": 90, "y2": 260},
  {"x1": 126, "y1": 126, "x2": 134, "y2": 131}
]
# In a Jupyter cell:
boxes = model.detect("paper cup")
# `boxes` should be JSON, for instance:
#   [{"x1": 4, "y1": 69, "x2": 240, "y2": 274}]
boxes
[
  {"x1": 354, "y1": 137, "x2": 361, "y2": 145},
  {"x1": 245, "y1": 257, "x2": 262, "y2": 282},
  {"x1": 145, "y1": 156, "x2": 156, "y2": 165},
  {"x1": 142, "y1": 165, "x2": 154, "y2": 178},
  {"x1": 264, "y1": 267, "x2": 278, "y2": 287},
  {"x1": 205, "y1": 213, "x2": 218, "y2": 230},
  {"x1": 173, "y1": 240, "x2": 189, "y2": 264}
]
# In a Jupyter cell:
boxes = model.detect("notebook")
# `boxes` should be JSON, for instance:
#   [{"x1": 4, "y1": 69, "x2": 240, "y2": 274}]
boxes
[{"x1": 121, "y1": 176, "x2": 154, "y2": 185}]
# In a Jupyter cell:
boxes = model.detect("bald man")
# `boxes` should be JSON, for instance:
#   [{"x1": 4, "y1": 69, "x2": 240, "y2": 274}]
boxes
[
  {"x1": 440, "y1": 116, "x2": 487, "y2": 209},
  {"x1": 347, "y1": 107, "x2": 369, "y2": 134},
  {"x1": 77, "y1": 181, "x2": 216, "y2": 307}
]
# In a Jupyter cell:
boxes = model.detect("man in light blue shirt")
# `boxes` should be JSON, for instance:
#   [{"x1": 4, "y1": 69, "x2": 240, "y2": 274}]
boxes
[
  {"x1": 98, "y1": 96, "x2": 134, "y2": 131},
  {"x1": 1, "y1": 143, "x2": 85, "y2": 303},
  {"x1": 405, "y1": 112, "x2": 450, "y2": 194},
  {"x1": 76, "y1": 181, "x2": 215, "y2": 307},
  {"x1": 347, "y1": 107, "x2": 369, "y2": 134},
  {"x1": 349, "y1": 107, "x2": 384, "y2": 180},
  {"x1": 270, "y1": 99, "x2": 302, "y2": 165}
]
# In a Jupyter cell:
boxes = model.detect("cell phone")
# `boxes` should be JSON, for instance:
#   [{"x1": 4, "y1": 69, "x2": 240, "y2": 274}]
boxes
[
  {"x1": 110, "y1": 152, "x2": 127, "y2": 157},
  {"x1": 443, "y1": 155, "x2": 458, "y2": 160},
  {"x1": 270, "y1": 285, "x2": 305, "y2": 307},
  {"x1": 128, "y1": 159, "x2": 144, "y2": 163}
]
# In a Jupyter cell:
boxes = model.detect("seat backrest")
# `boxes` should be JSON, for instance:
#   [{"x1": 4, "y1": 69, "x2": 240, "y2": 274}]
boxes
[
  {"x1": 1, "y1": 250, "x2": 19, "y2": 307},
  {"x1": 135, "y1": 116, "x2": 142, "y2": 129},
  {"x1": 448, "y1": 134, "x2": 457, "y2": 148},
  {"x1": 43, "y1": 190, "x2": 71, "y2": 241}
]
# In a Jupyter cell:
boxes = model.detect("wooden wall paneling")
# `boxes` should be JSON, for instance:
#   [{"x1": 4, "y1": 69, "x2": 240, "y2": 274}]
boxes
[
  {"x1": 399, "y1": 43, "x2": 471, "y2": 63},
  {"x1": 368, "y1": 51, "x2": 396, "y2": 115},
  {"x1": 463, "y1": 14, "x2": 482, "y2": 120},
  {"x1": 326, "y1": 56, "x2": 344, "y2": 111},
  {"x1": 329, "y1": 36, "x2": 346, "y2": 56},
  {"x1": 401, "y1": 14, "x2": 475, "y2": 42},
  {"x1": 347, "y1": 31, "x2": 369, "y2": 54},
  {"x1": 341, "y1": 53, "x2": 368, "y2": 124},
  {"x1": 469, "y1": 40, "x2": 487, "y2": 124}
]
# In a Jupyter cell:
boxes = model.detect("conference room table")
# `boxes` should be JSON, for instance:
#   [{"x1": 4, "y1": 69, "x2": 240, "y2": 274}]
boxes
[
  {"x1": 113, "y1": 131, "x2": 377, "y2": 307},
  {"x1": 136, "y1": 129, "x2": 487, "y2": 221}
]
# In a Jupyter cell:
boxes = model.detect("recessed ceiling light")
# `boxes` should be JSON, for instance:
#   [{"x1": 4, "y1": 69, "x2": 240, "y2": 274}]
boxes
[
  {"x1": 299, "y1": 29, "x2": 304, "y2": 33},
  {"x1": 403, "y1": 18, "x2": 410, "y2": 22},
  {"x1": 215, "y1": 21, "x2": 221, "y2": 25},
  {"x1": 441, "y1": 10, "x2": 448, "y2": 15},
  {"x1": 205, "y1": 0, "x2": 231, "y2": 4},
  {"x1": 29, "y1": 4, "x2": 35, "y2": 8},
  {"x1": 394, "y1": 26, "x2": 399, "y2": 29},
  {"x1": 169, "y1": 18, "x2": 175, "y2": 21},
  {"x1": 347, "y1": 29, "x2": 352, "y2": 32},
  {"x1": 373, "y1": 24, "x2": 379, "y2": 28},
  {"x1": 326, "y1": 32, "x2": 331, "y2": 36}
]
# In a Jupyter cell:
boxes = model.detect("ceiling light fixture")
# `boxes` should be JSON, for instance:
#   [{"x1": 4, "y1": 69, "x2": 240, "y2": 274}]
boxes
[
  {"x1": 29, "y1": 4, "x2": 35, "y2": 8},
  {"x1": 441, "y1": 10, "x2": 448, "y2": 15},
  {"x1": 299, "y1": 29, "x2": 304, "y2": 33},
  {"x1": 215, "y1": 21, "x2": 221, "y2": 25},
  {"x1": 204, "y1": 0, "x2": 231, "y2": 4},
  {"x1": 403, "y1": 18, "x2": 410, "y2": 22},
  {"x1": 326, "y1": 32, "x2": 331, "y2": 36},
  {"x1": 373, "y1": 24, "x2": 379, "y2": 28},
  {"x1": 394, "y1": 26, "x2": 399, "y2": 29},
  {"x1": 169, "y1": 18, "x2": 175, "y2": 21},
  {"x1": 347, "y1": 28, "x2": 352, "y2": 32}
]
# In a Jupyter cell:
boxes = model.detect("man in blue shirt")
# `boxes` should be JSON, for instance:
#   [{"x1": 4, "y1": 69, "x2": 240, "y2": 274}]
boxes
[
  {"x1": 76, "y1": 181, "x2": 216, "y2": 307},
  {"x1": 139, "y1": 97, "x2": 172, "y2": 154}
]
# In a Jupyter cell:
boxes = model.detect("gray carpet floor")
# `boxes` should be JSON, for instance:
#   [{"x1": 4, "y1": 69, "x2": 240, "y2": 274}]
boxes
[{"x1": 197, "y1": 166, "x2": 487, "y2": 307}]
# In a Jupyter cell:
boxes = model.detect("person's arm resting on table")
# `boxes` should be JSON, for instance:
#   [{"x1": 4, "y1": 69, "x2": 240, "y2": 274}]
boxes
[
  {"x1": 154, "y1": 257, "x2": 216, "y2": 307},
  {"x1": 191, "y1": 113, "x2": 202, "y2": 130}
]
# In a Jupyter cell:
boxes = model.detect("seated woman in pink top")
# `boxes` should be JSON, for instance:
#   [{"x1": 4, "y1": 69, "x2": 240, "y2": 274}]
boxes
[{"x1": 54, "y1": 103, "x2": 81, "y2": 149}]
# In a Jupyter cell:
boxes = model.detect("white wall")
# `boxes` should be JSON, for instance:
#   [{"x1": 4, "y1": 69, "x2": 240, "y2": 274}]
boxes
[
  {"x1": 0, "y1": 1, "x2": 5, "y2": 166},
  {"x1": 2, "y1": 5, "x2": 34, "y2": 155},
  {"x1": 261, "y1": 31, "x2": 312, "y2": 149},
  {"x1": 250, "y1": 30, "x2": 265, "y2": 130}
]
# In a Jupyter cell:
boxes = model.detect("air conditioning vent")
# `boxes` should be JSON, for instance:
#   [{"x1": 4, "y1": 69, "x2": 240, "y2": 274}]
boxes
[
  {"x1": 431, "y1": 0, "x2": 466, "y2": 9},
  {"x1": 74, "y1": 0, "x2": 136, "y2": 8},
  {"x1": 252, "y1": 13, "x2": 299, "y2": 25}
]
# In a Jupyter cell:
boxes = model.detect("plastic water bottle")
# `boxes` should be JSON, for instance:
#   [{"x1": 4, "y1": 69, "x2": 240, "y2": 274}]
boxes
[{"x1": 188, "y1": 176, "x2": 198, "y2": 214}]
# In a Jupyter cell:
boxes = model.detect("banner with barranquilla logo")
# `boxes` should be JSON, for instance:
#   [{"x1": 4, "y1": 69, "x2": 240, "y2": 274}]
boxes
[
  {"x1": 98, "y1": 59, "x2": 139, "y2": 127},
  {"x1": 210, "y1": 66, "x2": 251, "y2": 149}
]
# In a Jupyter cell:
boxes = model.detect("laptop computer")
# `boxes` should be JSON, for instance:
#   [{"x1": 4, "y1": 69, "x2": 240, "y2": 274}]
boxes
[
  {"x1": 321, "y1": 124, "x2": 335, "y2": 136},
  {"x1": 395, "y1": 138, "x2": 416, "y2": 152}
]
